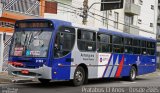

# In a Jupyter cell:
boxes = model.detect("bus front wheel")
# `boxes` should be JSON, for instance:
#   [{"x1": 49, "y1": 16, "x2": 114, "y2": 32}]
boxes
[
  {"x1": 72, "y1": 66, "x2": 85, "y2": 86},
  {"x1": 38, "y1": 78, "x2": 51, "y2": 84}
]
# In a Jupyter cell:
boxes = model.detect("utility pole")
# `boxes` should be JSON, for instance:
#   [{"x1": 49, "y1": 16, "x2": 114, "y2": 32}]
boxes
[{"x1": 82, "y1": 0, "x2": 88, "y2": 25}]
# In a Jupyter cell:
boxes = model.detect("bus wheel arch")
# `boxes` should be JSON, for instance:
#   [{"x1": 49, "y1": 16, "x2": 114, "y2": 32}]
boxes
[
  {"x1": 78, "y1": 64, "x2": 88, "y2": 84},
  {"x1": 132, "y1": 64, "x2": 138, "y2": 75},
  {"x1": 72, "y1": 64, "x2": 88, "y2": 86},
  {"x1": 38, "y1": 78, "x2": 51, "y2": 84}
]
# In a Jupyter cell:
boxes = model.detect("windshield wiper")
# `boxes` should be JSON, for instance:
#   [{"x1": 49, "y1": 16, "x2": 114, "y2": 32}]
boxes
[
  {"x1": 28, "y1": 33, "x2": 33, "y2": 45},
  {"x1": 35, "y1": 30, "x2": 43, "y2": 36}
]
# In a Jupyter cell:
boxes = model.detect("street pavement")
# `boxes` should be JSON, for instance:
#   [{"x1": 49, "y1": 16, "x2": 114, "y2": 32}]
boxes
[
  {"x1": 0, "y1": 71, "x2": 160, "y2": 93},
  {"x1": 0, "y1": 72, "x2": 33, "y2": 84}
]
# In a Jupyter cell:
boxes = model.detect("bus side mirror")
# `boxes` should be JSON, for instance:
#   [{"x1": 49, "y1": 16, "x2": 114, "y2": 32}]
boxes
[
  {"x1": 60, "y1": 33, "x2": 64, "y2": 44},
  {"x1": 60, "y1": 33, "x2": 64, "y2": 37}
]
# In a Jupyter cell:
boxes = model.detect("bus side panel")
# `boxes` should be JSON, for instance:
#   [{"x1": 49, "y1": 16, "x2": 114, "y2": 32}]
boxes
[
  {"x1": 120, "y1": 66, "x2": 131, "y2": 77},
  {"x1": 121, "y1": 55, "x2": 156, "y2": 76},
  {"x1": 70, "y1": 50, "x2": 98, "y2": 79},
  {"x1": 117, "y1": 54, "x2": 145, "y2": 77},
  {"x1": 140, "y1": 55, "x2": 156, "y2": 75},
  {"x1": 102, "y1": 54, "x2": 121, "y2": 78},
  {"x1": 120, "y1": 54, "x2": 135, "y2": 77},
  {"x1": 52, "y1": 53, "x2": 72, "y2": 80},
  {"x1": 97, "y1": 53, "x2": 112, "y2": 78},
  {"x1": 102, "y1": 54, "x2": 131, "y2": 78}
]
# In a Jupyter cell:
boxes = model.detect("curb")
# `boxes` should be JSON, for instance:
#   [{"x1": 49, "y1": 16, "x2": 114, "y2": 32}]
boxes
[
  {"x1": 0, "y1": 72, "x2": 34, "y2": 84},
  {"x1": 11, "y1": 79, "x2": 33, "y2": 83},
  {"x1": 0, "y1": 78, "x2": 34, "y2": 84},
  {"x1": 0, "y1": 78, "x2": 12, "y2": 84}
]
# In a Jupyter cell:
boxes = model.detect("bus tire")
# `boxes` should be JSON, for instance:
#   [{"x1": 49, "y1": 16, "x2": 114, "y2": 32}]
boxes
[
  {"x1": 128, "y1": 66, "x2": 137, "y2": 81},
  {"x1": 72, "y1": 66, "x2": 85, "y2": 86},
  {"x1": 38, "y1": 78, "x2": 51, "y2": 84}
]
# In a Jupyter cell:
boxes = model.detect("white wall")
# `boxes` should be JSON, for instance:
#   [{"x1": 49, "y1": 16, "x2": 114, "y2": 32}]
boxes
[
  {"x1": 0, "y1": 3, "x2": 3, "y2": 17},
  {"x1": 0, "y1": 32, "x2": 13, "y2": 71},
  {"x1": 137, "y1": 0, "x2": 158, "y2": 38},
  {"x1": 44, "y1": 0, "x2": 158, "y2": 39},
  {"x1": 44, "y1": 0, "x2": 73, "y2": 22}
]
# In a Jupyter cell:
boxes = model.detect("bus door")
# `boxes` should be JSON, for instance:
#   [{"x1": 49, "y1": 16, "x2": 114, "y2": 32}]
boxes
[{"x1": 51, "y1": 26, "x2": 76, "y2": 80}]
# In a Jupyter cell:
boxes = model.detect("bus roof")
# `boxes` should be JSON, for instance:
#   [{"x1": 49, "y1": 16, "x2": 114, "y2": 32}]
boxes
[
  {"x1": 99, "y1": 28, "x2": 156, "y2": 42},
  {"x1": 17, "y1": 18, "x2": 156, "y2": 42}
]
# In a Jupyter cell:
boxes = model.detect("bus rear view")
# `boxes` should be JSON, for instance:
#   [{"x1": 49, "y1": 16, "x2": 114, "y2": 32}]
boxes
[{"x1": 8, "y1": 19, "x2": 54, "y2": 83}]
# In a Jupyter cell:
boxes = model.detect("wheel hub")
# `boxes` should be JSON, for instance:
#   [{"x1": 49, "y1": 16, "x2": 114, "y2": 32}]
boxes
[
  {"x1": 75, "y1": 71, "x2": 83, "y2": 82},
  {"x1": 131, "y1": 69, "x2": 136, "y2": 79}
]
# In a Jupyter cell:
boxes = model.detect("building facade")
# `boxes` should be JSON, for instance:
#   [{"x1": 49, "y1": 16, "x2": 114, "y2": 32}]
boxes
[
  {"x1": 45, "y1": 0, "x2": 158, "y2": 39},
  {"x1": 157, "y1": 0, "x2": 160, "y2": 68},
  {"x1": 0, "y1": 0, "x2": 47, "y2": 71},
  {"x1": 44, "y1": 0, "x2": 158, "y2": 68}
]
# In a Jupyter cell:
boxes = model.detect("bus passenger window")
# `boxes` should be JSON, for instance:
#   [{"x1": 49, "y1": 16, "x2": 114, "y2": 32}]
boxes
[
  {"x1": 146, "y1": 41, "x2": 155, "y2": 55},
  {"x1": 141, "y1": 40, "x2": 147, "y2": 55},
  {"x1": 112, "y1": 35, "x2": 124, "y2": 53},
  {"x1": 124, "y1": 46, "x2": 133, "y2": 54},
  {"x1": 124, "y1": 38, "x2": 133, "y2": 54},
  {"x1": 77, "y1": 29, "x2": 96, "y2": 52},
  {"x1": 97, "y1": 33, "x2": 112, "y2": 53},
  {"x1": 142, "y1": 49, "x2": 147, "y2": 55}
]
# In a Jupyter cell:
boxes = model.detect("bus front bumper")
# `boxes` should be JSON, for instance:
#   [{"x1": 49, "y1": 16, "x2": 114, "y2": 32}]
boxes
[{"x1": 8, "y1": 64, "x2": 52, "y2": 79}]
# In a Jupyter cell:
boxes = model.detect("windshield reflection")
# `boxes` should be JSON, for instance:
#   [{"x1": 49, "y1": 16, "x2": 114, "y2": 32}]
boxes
[{"x1": 10, "y1": 31, "x2": 52, "y2": 57}]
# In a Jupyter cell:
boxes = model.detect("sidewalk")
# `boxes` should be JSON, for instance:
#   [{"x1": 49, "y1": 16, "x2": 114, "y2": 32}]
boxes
[
  {"x1": 0, "y1": 72, "x2": 34, "y2": 84},
  {"x1": 138, "y1": 69, "x2": 160, "y2": 78}
]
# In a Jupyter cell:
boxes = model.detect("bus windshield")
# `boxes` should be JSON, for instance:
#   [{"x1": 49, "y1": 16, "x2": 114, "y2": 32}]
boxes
[{"x1": 10, "y1": 31, "x2": 52, "y2": 57}]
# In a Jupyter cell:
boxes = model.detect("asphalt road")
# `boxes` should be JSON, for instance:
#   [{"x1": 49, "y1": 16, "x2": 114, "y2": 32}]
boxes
[{"x1": 0, "y1": 73, "x2": 160, "y2": 93}]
